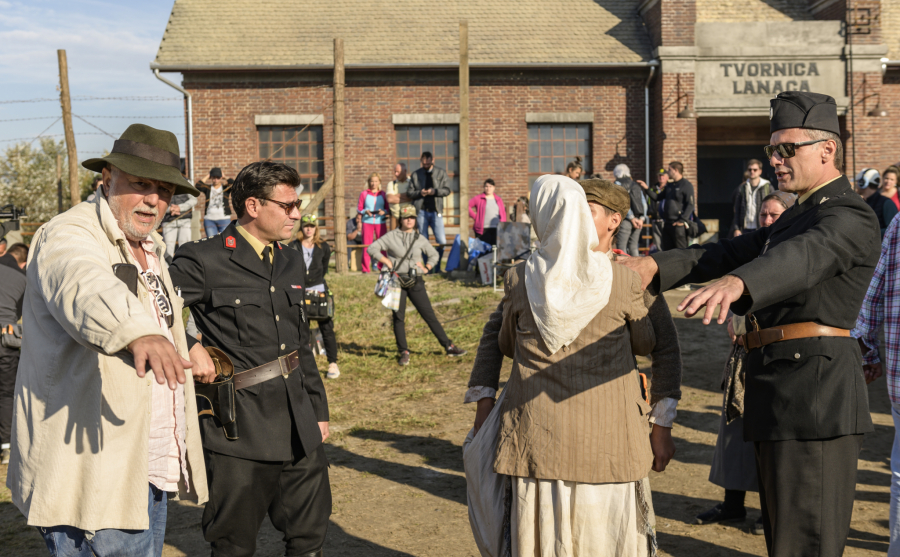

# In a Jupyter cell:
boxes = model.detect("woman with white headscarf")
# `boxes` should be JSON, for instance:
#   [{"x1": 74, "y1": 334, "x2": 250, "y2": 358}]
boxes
[{"x1": 464, "y1": 175, "x2": 661, "y2": 556}]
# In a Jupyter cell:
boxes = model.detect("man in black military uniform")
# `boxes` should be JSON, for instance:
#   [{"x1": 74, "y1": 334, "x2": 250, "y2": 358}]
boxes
[
  {"x1": 621, "y1": 91, "x2": 880, "y2": 556},
  {"x1": 169, "y1": 161, "x2": 330, "y2": 557}
]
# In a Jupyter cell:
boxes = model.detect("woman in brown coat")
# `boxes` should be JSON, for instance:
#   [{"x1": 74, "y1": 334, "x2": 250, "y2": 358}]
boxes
[{"x1": 465, "y1": 176, "x2": 679, "y2": 556}]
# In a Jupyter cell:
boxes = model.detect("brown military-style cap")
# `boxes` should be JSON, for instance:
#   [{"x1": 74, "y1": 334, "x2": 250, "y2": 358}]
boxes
[{"x1": 579, "y1": 179, "x2": 630, "y2": 217}]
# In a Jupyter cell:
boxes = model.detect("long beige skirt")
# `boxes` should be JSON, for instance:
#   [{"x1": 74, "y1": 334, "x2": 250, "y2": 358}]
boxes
[{"x1": 511, "y1": 477, "x2": 652, "y2": 557}]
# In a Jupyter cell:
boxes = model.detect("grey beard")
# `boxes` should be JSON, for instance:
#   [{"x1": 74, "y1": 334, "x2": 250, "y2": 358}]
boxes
[{"x1": 108, "y1": 196, "x2": 160, "y2": 241}]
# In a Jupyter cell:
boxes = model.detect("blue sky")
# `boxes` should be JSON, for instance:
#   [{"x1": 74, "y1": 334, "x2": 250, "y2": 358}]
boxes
[{"x1": 0, "y1": 0, "x2": 186, "y2": 158}]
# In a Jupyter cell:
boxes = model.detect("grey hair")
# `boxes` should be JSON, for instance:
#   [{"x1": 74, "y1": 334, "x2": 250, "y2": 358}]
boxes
[
  {"x1": 613, "y1": 164, "x2": 631, "y2": 179},
  {"x1": 803, "y1": 129, "x2": 844, "y2": 172}
]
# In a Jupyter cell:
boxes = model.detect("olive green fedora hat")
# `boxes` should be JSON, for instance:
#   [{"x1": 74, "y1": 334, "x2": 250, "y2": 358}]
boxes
[{"x1": 82, "y1": 123, "x2": 199, "y2": 196}]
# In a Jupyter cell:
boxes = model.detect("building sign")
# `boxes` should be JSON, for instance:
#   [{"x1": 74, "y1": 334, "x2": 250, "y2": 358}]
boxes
[
  {"x1": 692, "y1": 21, "x2": 848, "y2": 116},
  {"x1": 721, "y1": 62, "x2": 819, "y2": 95}
]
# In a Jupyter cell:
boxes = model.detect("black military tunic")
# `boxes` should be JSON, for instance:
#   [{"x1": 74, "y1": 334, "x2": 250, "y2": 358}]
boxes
[
  {"x1": 170, "y1": 222, "x2": 331, "y2": 556},
  {"x1": 169, "y1": 222, "x2": 328, "y2": 460},
  {"x1": 652, "y1": 175, "x2": 878, "y2": 442}
]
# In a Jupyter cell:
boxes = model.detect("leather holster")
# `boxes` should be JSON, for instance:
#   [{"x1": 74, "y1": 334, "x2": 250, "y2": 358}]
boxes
[{"x1": 195, "y1": 346, "x2": 239, "y2": 440}]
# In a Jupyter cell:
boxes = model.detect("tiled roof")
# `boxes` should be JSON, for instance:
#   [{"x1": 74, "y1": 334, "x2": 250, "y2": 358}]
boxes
[
  {"x1": 153, "y1": 0, "x2": 653, "y2": 70},
  {"x1": 696, "y1": 0, "x2": 814, "y2": 22}
]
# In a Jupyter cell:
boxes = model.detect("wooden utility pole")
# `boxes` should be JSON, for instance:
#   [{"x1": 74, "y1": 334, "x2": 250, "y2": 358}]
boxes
[
  {"x1": 57, "y1": 50, "x2": 79, "y2": 207},
  {"x1": 333, "y1": 39, "x2": 348, "y2": 274},
  {"x1": 458, "y1": 21, "x2": 470, "y2": 260},
  {"x1": 56, "y1": 153, "x2": 63, "y2": 214}
]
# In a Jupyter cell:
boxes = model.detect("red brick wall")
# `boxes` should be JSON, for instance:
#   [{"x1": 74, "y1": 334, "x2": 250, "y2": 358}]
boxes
[
  {"x1": 650, "y1": 72, "x2": 697, "y2": 198},
  {"x1": 183, "y1": 71, "x2": 648, "y2": 219},
  {"x1": 812, "y1": 0, "x2": 847, "y2": 21},
  {"x1": 877, "y1": 72, "x2": 900, "y2": 170},
  {"x1": 812, "y1": 0, "x2": 882, "y2": 44},
  {"x1": 642, "y1": 0, "x2": 663, "y2": 49},
  {"x1": 660, "y1": 0, "x2": 696, "y2": 47},
  {"x1": 843, "y1": 70, "x2": 894, "y2": 176}
]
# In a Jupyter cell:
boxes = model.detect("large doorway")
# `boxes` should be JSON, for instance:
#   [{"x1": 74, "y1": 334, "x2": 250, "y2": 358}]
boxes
[{"x1": 697, "y1": 117, "x2": 775, "y2": 236}]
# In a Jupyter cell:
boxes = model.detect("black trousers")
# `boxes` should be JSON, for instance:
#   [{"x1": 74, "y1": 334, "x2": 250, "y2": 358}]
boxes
[
  {"x1": 202, "y1": 445, "x2": 332, "y2": 557},
  {"x1": 315, "y1": 317, "x2": 338, "y2": 364},
  {"x1": 662, "y1": 221, "x2": 688, "y2": 251},
  {"x1": 651, "y1": 219, "x2": 664, "y2": 252},
  {"x1": 475, "y1": 228, "x2": 497, "y2": 246},
  {"x1": 755, "y1": 434, "x2": 862, "y2": 557},
  {"x1": 392, "y1": 277, "x2": 451, "y2": 353},
  {"x1": 0, "y1": 345, "x2": 19, "y2": 445}
]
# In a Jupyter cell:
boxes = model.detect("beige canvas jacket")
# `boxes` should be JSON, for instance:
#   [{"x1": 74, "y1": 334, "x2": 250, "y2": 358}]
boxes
[
  {"x1": 494, "y1": 262, "x2": 656, "y2": 484},
  {"x1": 6, "y1": 195, "x2": 208, "y2": 531}
]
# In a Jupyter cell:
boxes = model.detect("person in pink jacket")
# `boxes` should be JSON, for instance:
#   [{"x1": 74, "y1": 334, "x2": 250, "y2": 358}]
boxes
[
  {"x1": 357, "y1": 172, "x2": 389, "y2": 272},
  {"x1": 468, "y1": 178, "x2": 507, "y2": 245}
]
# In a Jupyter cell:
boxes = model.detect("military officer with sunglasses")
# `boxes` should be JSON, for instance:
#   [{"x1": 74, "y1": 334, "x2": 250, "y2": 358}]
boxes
[
  {"x1": 169, "y1": 161, "x2": 330, "y2": 557},
  {"x1": 621, "y1": 91, "x2": 880, "y2": 556}
]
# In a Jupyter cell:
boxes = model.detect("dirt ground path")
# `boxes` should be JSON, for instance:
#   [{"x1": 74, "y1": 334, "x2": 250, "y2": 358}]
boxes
[{"x1": 0, "y1": 286, "x2": 893, "y2": 556}]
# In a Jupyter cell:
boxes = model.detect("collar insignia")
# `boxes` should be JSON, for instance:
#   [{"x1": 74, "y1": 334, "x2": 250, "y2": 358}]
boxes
[
  {"x1": 225, "y1": 236, "x2": 237, "y2": 249},
  {"x1": 820, "y1": 197, "x2": 829, "y2": 204}
]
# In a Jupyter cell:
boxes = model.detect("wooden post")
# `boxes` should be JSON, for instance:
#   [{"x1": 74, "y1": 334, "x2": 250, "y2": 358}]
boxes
[
  {"x1": 58, "y1": 50, "x2": 79, "y2": 207},
  {"x1": 458, "y1": 21, "x2": 470, "y2": 263},
  {"x1": 332, "y1": 39, "x2": 348, "y2": 274},
  {"x1": 56, "y1": 153, "x2": 63, "y2": 213}
]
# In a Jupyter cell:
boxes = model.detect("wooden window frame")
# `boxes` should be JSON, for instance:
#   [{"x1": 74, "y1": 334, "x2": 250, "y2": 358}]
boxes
[{"x1": 527, "y1": 123, "x2": 592, "y2": 186}]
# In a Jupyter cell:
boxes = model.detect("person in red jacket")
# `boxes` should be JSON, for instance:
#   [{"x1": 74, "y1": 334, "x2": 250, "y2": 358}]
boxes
[{"x1": 467, "y1": 178, "x2": 507, "y2": 245}]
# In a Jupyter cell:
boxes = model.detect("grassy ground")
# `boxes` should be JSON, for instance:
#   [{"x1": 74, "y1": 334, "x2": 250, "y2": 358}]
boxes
[{"x1": 0, "y1": 273, "x2": 894, "y2": 556}]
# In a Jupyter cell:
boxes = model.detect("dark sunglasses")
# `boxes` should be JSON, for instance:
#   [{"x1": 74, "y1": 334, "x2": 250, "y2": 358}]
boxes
[
  {"x1": 763, "y1": 139, "x2": 826, "y2": 160},
  {"x1": 262, "y1": 197, "x2": 302, "y2": 215}
]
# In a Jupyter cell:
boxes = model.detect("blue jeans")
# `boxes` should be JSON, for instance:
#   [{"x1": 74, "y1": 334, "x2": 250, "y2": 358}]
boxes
[
  {"x1": 890, "y1": 402, "x2": 900, "y2": 556},
  {"x1": 417, "y1": 211, "x2": 446, "y2": 272},
  {"x1": 204, "y1": 218, "x2": 231, "y2": 238},
  {"x1": 39, "y1": 484, "x2": 167, "y2": 557}
]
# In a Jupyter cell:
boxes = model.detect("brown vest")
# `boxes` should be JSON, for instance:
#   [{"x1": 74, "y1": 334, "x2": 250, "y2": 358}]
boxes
[{"x1": 494, "y1": 262, "x2": 656, "y2": 484}]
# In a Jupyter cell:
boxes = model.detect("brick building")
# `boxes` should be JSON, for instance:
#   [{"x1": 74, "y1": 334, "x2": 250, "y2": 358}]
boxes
[{"x1": 153, "y1": 0, "x2": 900, "y2": 234}]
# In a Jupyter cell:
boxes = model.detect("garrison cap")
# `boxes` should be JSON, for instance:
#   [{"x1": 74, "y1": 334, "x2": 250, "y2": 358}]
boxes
[
  {"x1": 578, "y1": 179, "x2": 630, "y2": 217},
  {"x1": 769, "y1": 91, "x2": 840, "y2": 136}
]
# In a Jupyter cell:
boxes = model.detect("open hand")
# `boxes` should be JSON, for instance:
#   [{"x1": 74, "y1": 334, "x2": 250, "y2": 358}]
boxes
[
  {"x1": 318, "y1": 421, "x2": 330, "y2": 441},
  {"x1": 677, "y1": 274, "x2": 745, "y2": 325},
  {"x1": 635, "y1": 179, "x2": 649, "y2": 190},
  {"x1": 128, "y1": 335, "x2": 192, "y2": 390}
]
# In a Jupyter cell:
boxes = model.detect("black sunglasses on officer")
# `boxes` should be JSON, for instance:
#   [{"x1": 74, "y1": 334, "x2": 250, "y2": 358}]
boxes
[{"x1": 763, "y1": 139, "x2": 827, "y2": 160}]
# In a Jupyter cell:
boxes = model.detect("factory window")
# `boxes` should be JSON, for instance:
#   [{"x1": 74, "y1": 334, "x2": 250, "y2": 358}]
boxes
[
  {"x1": 258, "y1": 125, "x2": 325, "y2": 194},
  {"x1": 527, "y1": 124, "x2": 592, "y2": 186},
  {"x1": 395, "y1": 125, "x2": 460, "y2": 224}
]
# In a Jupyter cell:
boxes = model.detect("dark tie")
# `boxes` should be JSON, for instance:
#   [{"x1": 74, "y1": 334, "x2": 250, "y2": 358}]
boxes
[{"x1": 262, "y1": 246, "x2": 272, "y2": 273}]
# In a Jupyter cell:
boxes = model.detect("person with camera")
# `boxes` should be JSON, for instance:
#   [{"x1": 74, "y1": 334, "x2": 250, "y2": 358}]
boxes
[
  {"x1": 368, "y1": 206, "x2": 467, "y2": 366},
  {"x1": 290, "y1": 214, "x2": 340, "y2": 379}
]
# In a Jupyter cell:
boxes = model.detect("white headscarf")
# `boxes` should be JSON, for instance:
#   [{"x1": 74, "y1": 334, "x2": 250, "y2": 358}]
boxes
[{"x1": 524, "y1": 175, "x2": 613, "y2": 355}]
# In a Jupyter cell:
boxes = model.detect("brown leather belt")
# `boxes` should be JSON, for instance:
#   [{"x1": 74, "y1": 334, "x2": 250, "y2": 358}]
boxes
[
  {"x1": 741, "y1": 322, "x2": 850, "y2": 351},
  {"x1": 233, "y1": 351, "x2": 300, "y2": 390}
]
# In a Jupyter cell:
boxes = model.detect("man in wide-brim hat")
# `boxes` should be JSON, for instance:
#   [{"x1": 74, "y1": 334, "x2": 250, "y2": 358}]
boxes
[{"x1": 7, "y1": 124, "x2": 214, "y2": 557}]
